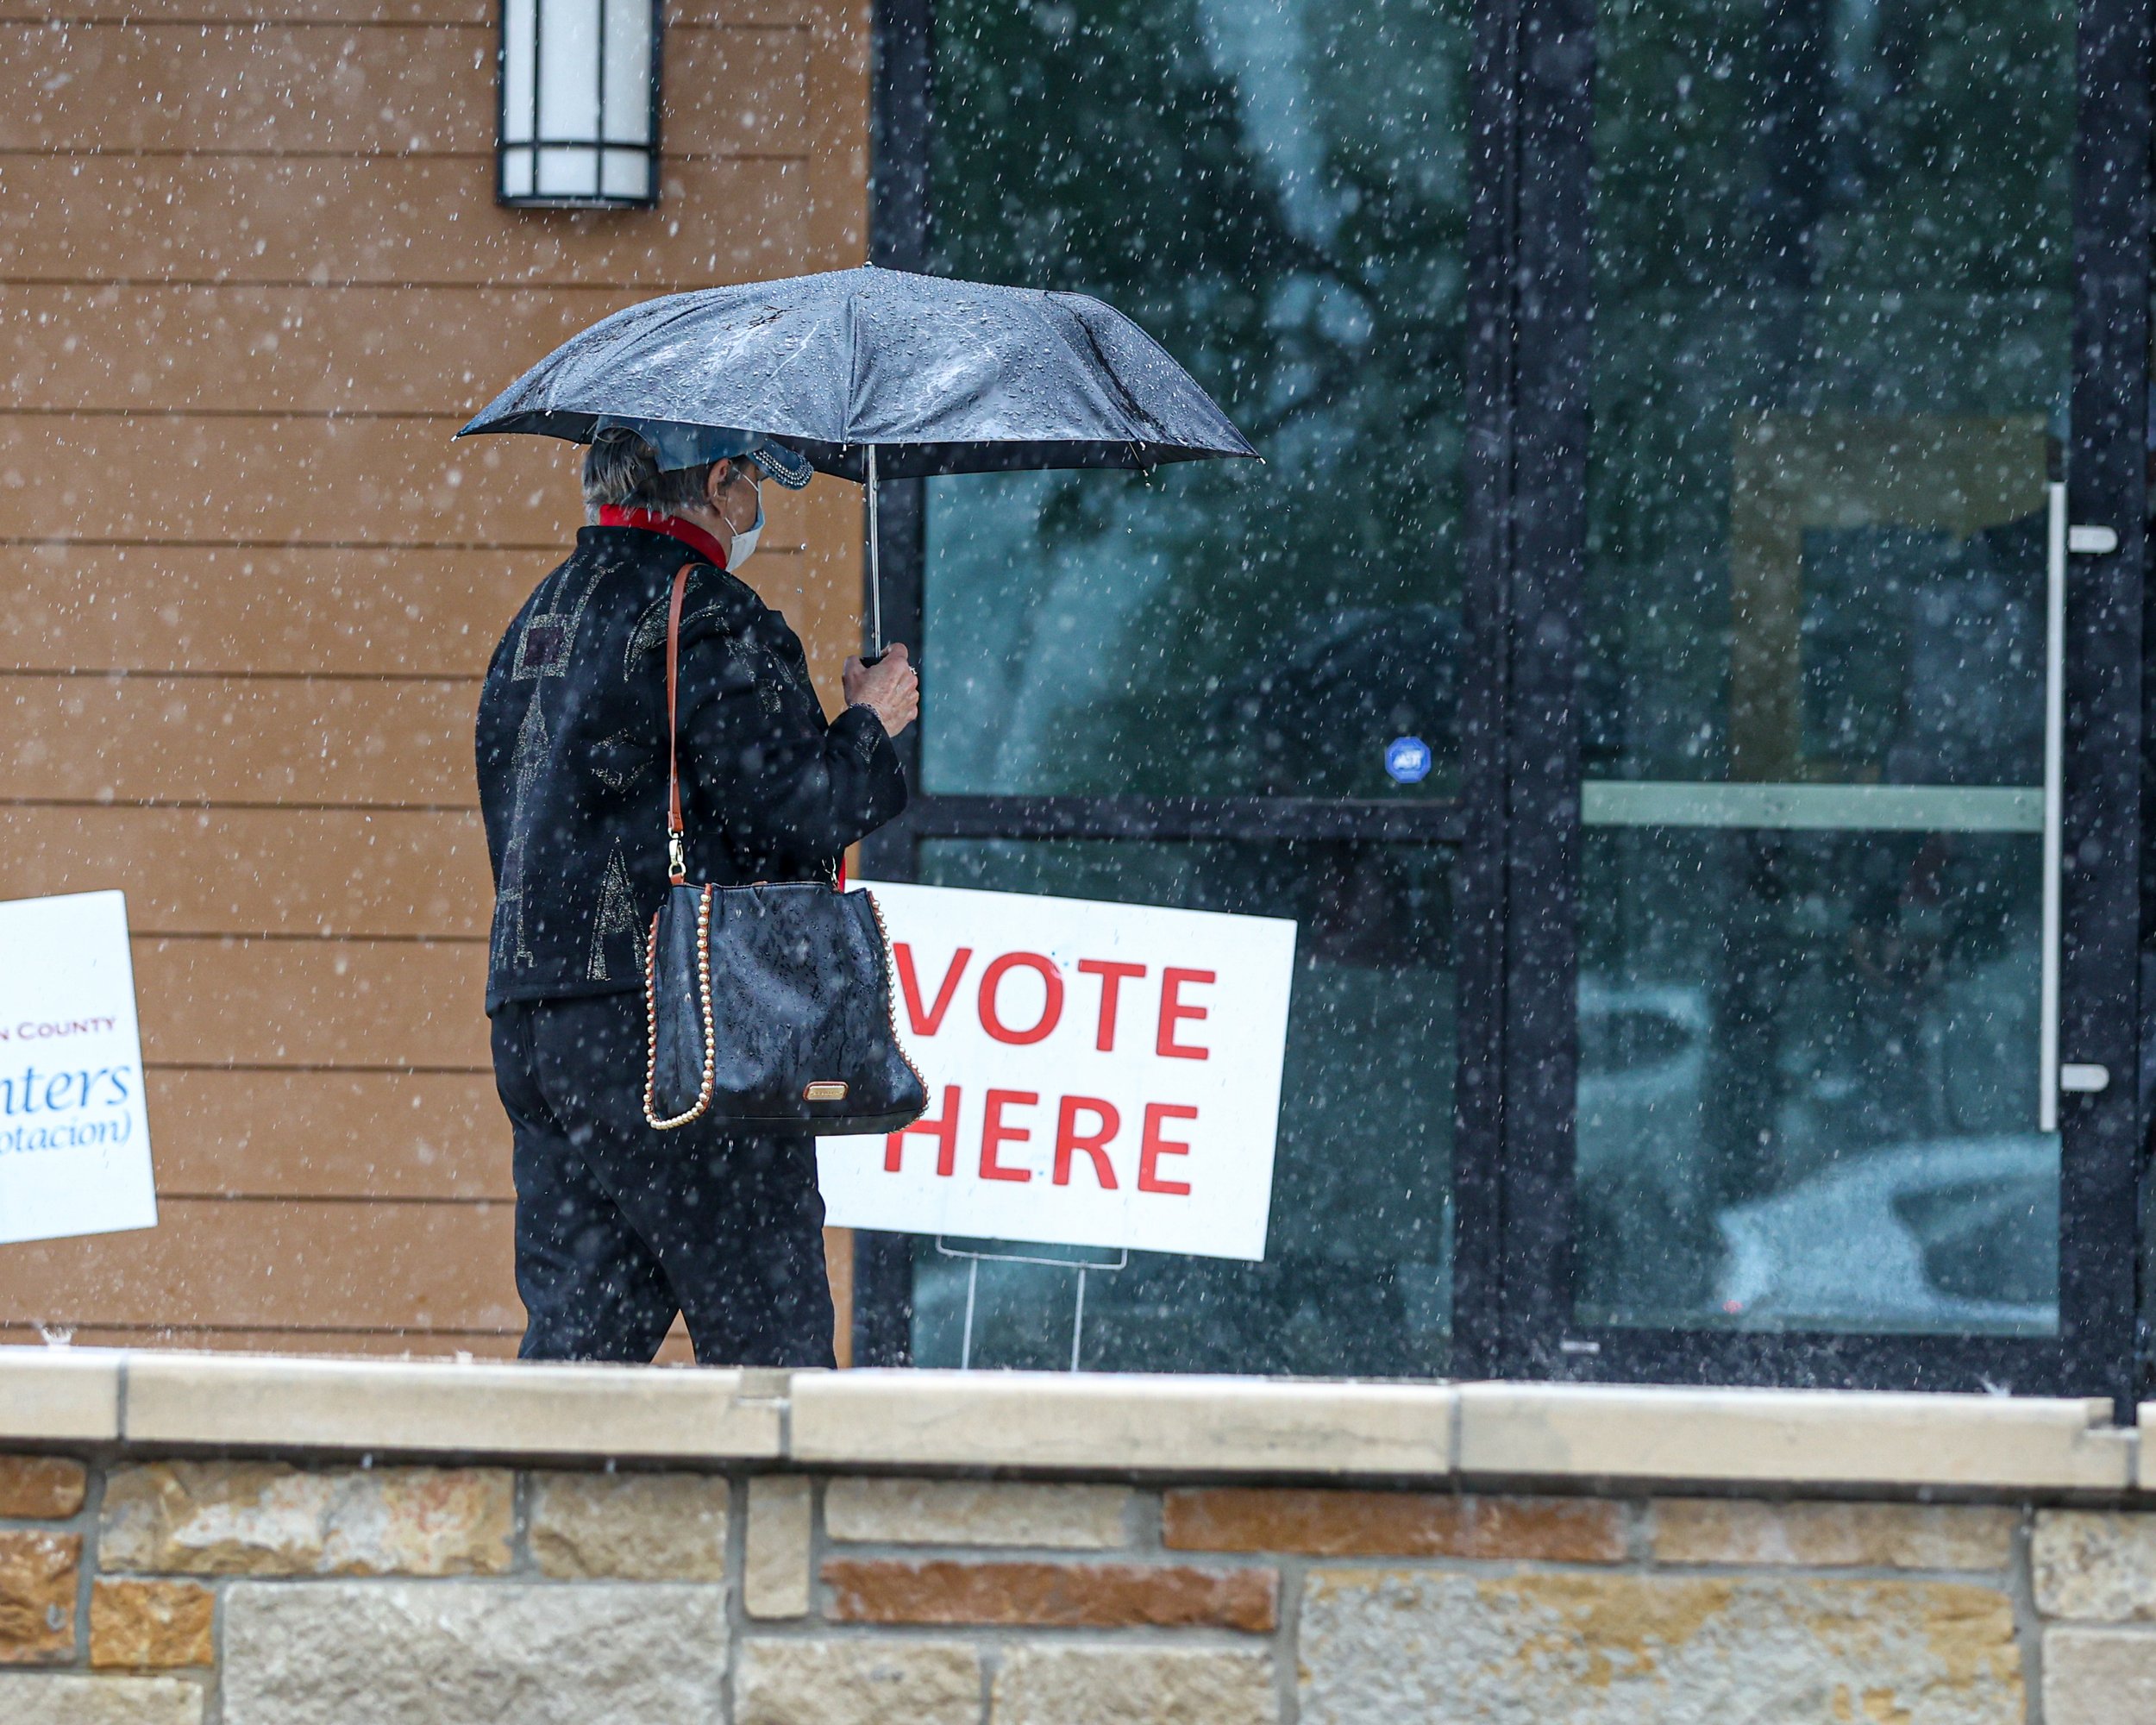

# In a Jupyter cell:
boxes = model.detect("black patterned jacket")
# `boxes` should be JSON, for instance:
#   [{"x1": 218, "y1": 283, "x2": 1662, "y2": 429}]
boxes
[{"x1": 476, "y1": 524, "x2": 906, "y2": 1012}]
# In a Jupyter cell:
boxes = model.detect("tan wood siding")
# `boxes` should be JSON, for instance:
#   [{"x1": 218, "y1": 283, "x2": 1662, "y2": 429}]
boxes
[
  {"x1": 18, "y1": 0, "x2": 801, "y2": 24},
  {"x1": 0, "y1": 545, "x2": 804, "y2": 676},
  {"x1": 147, "y1": 1070, "x2": 512, "y2": 1199},
  {"x1": 0, "y1": 807, "x2": 492, "y2": 938},
  {"x1": 3, "y1": 678, "x2": 486, "y2": 806},
  {"x1": 0, "y1": 417, "x2": 828, "y2": 548},
  {"x1": 134, "y1": 938, "x2": 491, "y2": 1069},
  {"x1": 0, "y1": 1325, "x2": 530, "y2": 1354},
  {"x1": 0, "y1": 158, "x2": 808, "y2": 285},
  {"x1": 16, "y1": 1, "x2": 501, "y2": 21},
  {"x1": 1, "y1": 416, "x2": 595, "y2": 543},
  {"x1": 7, "y1": 286, "x2": 650, "y2": 413},
  {"x1": 0, "y1": 0, "x2": 872, "y2": 1355},
  {"x1": 0, "y1": 23, "x2": 808, "y2": 157},
  {"x1": 0, "y1": 1198, "x2": 520, "y2": 1330}
]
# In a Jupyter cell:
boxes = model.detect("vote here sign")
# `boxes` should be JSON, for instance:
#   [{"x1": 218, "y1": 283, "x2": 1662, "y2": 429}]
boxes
[
  {"x1": 816, "y1": 881, "x2": 1297, "y2": 1262},
  {"x1": 0, "y1": 891, "x2": 158, "y2": 1246}
]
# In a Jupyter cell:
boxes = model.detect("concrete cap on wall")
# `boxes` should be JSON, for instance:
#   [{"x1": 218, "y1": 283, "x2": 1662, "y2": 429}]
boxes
[{"x1": 0, "y1": 1349, "x2": 2140, "y2": 1494}]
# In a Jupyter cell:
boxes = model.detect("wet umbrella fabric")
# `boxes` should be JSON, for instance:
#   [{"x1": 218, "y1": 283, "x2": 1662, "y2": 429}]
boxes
[{"x1": 454, "y1": 265, "x2": 1257, "y2": 481}]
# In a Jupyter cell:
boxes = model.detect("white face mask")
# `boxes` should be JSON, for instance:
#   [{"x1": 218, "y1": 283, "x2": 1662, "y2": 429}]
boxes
[{"x1": 723, "y1": 475, "x2": 764, "y2": 569}]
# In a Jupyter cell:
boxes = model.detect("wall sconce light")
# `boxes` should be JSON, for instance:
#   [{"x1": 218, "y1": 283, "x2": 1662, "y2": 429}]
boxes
[{"x1": 497, "y1": 0, "x2": 661, "y2": 208}]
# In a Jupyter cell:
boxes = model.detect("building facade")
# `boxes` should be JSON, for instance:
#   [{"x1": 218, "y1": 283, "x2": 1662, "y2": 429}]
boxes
[
  {"x1": 3, "y1": 0, "x2": 2153, "y2": 1403},
  {"x1": 0, "y1": 0, "x2": 872, "y2": 1358}
]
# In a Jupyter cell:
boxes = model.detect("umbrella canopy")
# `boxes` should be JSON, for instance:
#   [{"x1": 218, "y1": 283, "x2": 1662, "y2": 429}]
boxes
[{"x1": 454, "y1": 266, "x2": 1257, "y2": 479}]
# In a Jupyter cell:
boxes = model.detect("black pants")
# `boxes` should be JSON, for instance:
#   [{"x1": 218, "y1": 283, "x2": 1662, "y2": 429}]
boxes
[{"x1": 491, "y1": 992, "x2": 837, "y2": 1368}]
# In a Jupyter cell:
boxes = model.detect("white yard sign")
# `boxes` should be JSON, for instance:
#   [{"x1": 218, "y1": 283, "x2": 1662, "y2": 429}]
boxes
[
  {"x1": 0, "y1": 892, "x2": 158, "y2": 1245},
  {"x1": 817, "y1": 881, "x2": 1296, "y2": 1261}
]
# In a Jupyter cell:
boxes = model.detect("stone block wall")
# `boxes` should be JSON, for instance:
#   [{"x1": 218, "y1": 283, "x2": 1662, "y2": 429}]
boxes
[{"x1": 9, "y1": 1451, "x2": 2156, "y2": 1722}]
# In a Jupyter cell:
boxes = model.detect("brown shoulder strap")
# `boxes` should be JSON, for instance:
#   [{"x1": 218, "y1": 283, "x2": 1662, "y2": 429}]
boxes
[{"x1": 665, "y1": 561, "x2": 692, "y2": 882}]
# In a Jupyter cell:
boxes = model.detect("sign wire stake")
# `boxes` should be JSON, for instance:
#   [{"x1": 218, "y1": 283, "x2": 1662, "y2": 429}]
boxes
[
  {"x1": 1070, "y1": 1268, "x2": 1087, "y2": 1372},
  {"x1": 960, "y1": 1256, "x2": 979, "y2": 1372}
]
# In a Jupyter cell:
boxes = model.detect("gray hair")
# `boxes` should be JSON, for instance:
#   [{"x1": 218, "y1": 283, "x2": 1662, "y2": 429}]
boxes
[{"x1": 580, "y1": 429, "x2": 717, "y2": 522}]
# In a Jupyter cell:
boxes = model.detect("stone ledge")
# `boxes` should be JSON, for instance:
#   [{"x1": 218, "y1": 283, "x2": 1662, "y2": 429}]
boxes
[
  {"x1": 788, "y1": 1371, "x2": 1457, "y2": 1477},
  {"x1": 123, "y1": 1352, "x2": 783, "y2": 1460},
  {"x1": 0, "y1": 1349, "x2": 783, "y2": 1463},
  {"x1": 1458, "y1": 1383, "x2": 2132, "y2": 1491},
  {"x1": 0, "y1": 1351, "x2": 122, "y2": 1443},
  {"x1": 0, "y1": 1349, "x2": 2141, "y2": 1493}
]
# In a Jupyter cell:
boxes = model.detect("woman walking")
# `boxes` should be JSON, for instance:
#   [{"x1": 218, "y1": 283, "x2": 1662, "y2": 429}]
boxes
[{"x1": 475, "y1": 422, "x2": 918, "y2": 1367}]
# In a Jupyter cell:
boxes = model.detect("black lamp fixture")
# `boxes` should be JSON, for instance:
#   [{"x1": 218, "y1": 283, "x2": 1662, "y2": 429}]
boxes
[{"x1": 497, "y1": 0, "x2": 661, "y2": 208}]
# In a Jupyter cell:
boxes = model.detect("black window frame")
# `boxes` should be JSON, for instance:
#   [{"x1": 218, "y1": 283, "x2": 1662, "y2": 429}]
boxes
[{"x1": 856, "y1": 0, "x2": 2153, "y2": 1406}]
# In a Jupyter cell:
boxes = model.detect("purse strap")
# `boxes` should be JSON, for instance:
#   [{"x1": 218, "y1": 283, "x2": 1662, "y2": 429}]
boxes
[
  {"x1": 660, "y1": 556, "x2": 844, "y2": 893},
  {"x1": 665, "y1": 561, "x2": 692, "y2": 884}
]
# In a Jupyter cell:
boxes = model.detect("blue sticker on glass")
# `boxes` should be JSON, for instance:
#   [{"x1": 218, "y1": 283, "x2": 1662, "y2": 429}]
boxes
[{"x1": 1384, "y1": 736, "x2": 1432, "y2": 784}]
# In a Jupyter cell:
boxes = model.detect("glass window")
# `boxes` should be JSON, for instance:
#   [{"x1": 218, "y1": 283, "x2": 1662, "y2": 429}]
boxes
[
  {"x1": 924, "y1": 0, "x2": 1474, "y2": 800},
  {"x1": 1580, "y1": 0, "x2": 2073, "y2": 1333},
  {"x1": 908, "y1": 0, "x2": 1476, "y2": 1373},
  {"x1": 909, "y1": 841, "x2": 1457, "y2": 1375}
]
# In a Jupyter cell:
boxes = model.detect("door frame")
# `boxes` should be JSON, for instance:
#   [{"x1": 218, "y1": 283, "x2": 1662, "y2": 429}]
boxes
[{"x1": 1473, "y1": 0, "x2": 2151, "y2": 1403}]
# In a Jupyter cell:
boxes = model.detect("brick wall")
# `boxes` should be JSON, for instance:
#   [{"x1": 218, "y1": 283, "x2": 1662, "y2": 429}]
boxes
[
  {"x1": 6, "y1": 1452, "x2": 2156, "y2": 1722},
  {"x1": 0, "y1": 0, "x2": 870, "y2": 1358}
]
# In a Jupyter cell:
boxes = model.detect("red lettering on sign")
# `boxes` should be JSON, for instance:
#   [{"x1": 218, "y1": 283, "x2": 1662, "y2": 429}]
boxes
[
  {"x1": 1075, "y1": 959, "x2": 1147, "y2": 1051},
  {"x1": 980, "y1": 1088, "x2": 1037, "y2": 1182},
  {"x1": 893, "y1": 944, "x2": 972, "y2": 1037},
  {"x1": 1138, "y1": 1102, "x2": 1197, "y2": 1195},
  {"x1": 978, "y1": 952, "x2": 1064, "y2": 1045},
  {"x1": 885, "y1": 1085, "x2": 962, "y2": 1176},
  {"x1": 1053, "y1": 1095, "x2": 1121, "y2": 1189},
  {"x1": 1156, "y1": 968, "x2": 1216, "y2": 1060}
]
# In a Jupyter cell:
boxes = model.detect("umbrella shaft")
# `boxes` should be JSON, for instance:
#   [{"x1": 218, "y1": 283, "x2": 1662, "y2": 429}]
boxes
[{"x1": 867, "y1": 444, "x2": 883, "y2": 659}]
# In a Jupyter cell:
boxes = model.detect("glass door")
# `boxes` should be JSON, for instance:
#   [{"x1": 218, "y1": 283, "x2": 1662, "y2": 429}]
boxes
[
  {"x1": 1578, "y1": 446, "x2": 2065, "y2": 1341},
  {"x1": 1498, "y1": 0, "x2": 2145, "y2": 1392}
]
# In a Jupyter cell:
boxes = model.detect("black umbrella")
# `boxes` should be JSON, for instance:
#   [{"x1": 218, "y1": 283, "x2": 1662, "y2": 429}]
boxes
[{"x1": 456, "y1": 265, "x2": 1257, "y2": 653}]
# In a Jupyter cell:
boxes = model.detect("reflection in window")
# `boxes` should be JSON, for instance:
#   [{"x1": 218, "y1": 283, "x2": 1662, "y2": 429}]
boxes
[
  {"x1": 1578, "y1": 0, "x2": 2071, "y2": 1333},
  {"x1": 1576, "y1": 828, "x2": 2056, "y2": 1335},
  {"x1": 910, "y1": 841, "x2": 1456, "y2": 1375},
  {"x1": 924, "y1": 0, "x2": 1471, "y2": 800}
]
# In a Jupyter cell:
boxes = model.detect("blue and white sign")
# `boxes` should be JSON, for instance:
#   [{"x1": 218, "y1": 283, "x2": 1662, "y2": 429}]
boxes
[
  {"x1": 1384, "y1": 735, "x2": 1433, "y2": 785},
  {"x1": 0, "y1": 892, "x2": 158, "y2": 1245}
]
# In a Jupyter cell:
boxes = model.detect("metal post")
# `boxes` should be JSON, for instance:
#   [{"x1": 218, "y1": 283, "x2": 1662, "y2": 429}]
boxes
[
  {"x1": 1069, "y1": 1267, "x2": 1087, "y2": 1372},
  {"x1": 959, "y1": 1254, "x2": 978, "y2": 1371}
]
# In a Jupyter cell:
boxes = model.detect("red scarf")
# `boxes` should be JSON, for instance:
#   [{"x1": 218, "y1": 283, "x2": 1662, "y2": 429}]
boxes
[{"x1": 597, "y1": 505, "x2": 729, "y2": 569}]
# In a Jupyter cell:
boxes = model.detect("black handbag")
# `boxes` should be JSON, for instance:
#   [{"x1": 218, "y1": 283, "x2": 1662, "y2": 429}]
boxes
[{"x1": 642, "y1": 561, "x2": 929, "y2": 1136}]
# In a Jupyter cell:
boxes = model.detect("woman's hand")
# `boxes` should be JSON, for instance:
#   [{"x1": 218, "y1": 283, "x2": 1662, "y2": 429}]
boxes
[{"x1": 843, "y1": 643, "x2": 919, "y2": 737}]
